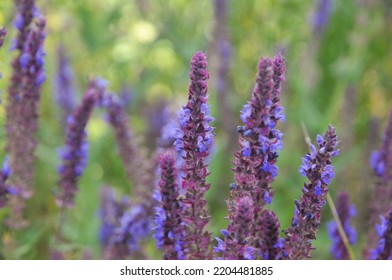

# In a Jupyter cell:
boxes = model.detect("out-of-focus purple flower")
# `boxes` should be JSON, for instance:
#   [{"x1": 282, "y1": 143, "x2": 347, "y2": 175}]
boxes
[
  {"x1": 0, "y1": 157, "x2": 16, "y2": 208},
  {"x1": 367, "y1": 110, "x2": 392, "y2": 255},
  {"x1": 215, "y1": 196, "x2": 255, "y2": 260},
  {"x1": 253, "y1": 209, "x2": 283, "y2": 260},
  {"x1": 54, "y1": 44, "x2": 76, "y2": 127},
  {"x1": 283, "y1": 125, "x2": 339, "y2": 259},
  {"x1": 312, "y1": 0, "x2": 333, "y2": 35},
  {"x1": 154, "y1": 151, "x2": 184, "y2": 260},
  {"x1": 327, "y1": 192, "x2": 357, "y2": 259},
  {"x1": 99, "y1": 186, "x2": 134, "y2": 259},
  {"x1": 175, "y1": 51, "x2": 214, "y2": 260},
  {"x1": 57, "y1": 80, "x2": 104, "y2": 208},
  {"x1": 119, "y1": 84, "x2": 133, "y2": 108},
  {"x1": 99, "y1": 91, "x2": 153, "y2": 204},
  {"x1": 145, "y1": 100, "x2": 171, "y2": 149},
  {"x1": 111, "y1": 203, "x2": 151, "y2": 258},
  {"x1": 371, "y1": 211, "x2": 392, "y2": 260}
]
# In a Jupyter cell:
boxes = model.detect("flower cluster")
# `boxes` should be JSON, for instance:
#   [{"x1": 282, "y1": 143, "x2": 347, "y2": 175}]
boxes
[
  {"x1": 154, "y1": 151, "x2": 184, "y2": 260},
  {"x1": 174, "y1": 51, "x2": 214, "y2": 259},
  {"x1": 0, "y1": 27, "x2": 6, "y2": 48},
  {"x1": 327, "y1": 191, "x2": 357, "y2": 259},
  {"x1": 283, "y1": 125, "x2": 339, "y2": 259}
]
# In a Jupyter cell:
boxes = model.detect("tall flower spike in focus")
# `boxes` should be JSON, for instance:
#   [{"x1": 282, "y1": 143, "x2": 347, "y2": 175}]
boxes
[
  {"x1": 57, "y1": 79, "x2": 105, "y2": 207},
  {"x1": 228, "y1": 54, "x2": 285, "y2": 240},
  {"x1": 54, "y1": 44, "x2": 76, "y2": 128},
  {"x1": 371, "y1": 211, "x2": 392, "y2": 260},
  {"x1": 154, "y1": 151, "x2": 184, "y2": 260},
  {"x1": 327, "y1": 191, "x2": 357, "y2": 259},
  {"x1": 175, "y1": 51, "x2": 214, "y2": 259},
  {"x1": 283, "y1": 125, "x2": 339, "y2": 259},
  {"x1": 215, "y1": 195, "x2": 255, "y2": 260}
]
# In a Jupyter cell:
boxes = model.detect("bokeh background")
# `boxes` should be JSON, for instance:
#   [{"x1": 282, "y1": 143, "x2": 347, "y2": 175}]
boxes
[{"x1": 0, "y1": 0, "x2": 392, "y2": 259}]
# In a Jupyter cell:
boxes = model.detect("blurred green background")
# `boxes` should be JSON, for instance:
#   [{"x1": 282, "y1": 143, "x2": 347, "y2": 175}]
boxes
[{"x1": 0, "y1": 0, "x2": 392, "y2": 259}]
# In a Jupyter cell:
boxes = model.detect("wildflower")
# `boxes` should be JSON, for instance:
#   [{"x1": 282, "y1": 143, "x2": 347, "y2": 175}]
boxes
[
  {"x1": 0, "y1": 27, "x2": 6, "y2": 48},
  {"x1": 228, "y1": 55, "x2": 285, "y2": 239},
  {"x1": 327, "y1": 191, "x2": 357, "y2": 259},
  {"x1": 175, "y1": 51, "x2": 214, "y2": 259},
  {"x1": 371, "y1": 211, "x2": 392, "y2": 260},
  {"x1": 154, "y1": 151, "x2": 184, "y2": 260},
  {"x1": 57, "y1": 79, "x2": 104, "y2": 207},
  {"x1": 283, "y1": 125, "x2": 339, "y2": 259}
]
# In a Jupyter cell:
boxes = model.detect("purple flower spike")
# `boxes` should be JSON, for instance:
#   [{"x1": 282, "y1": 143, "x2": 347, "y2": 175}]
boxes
[
  {"x1": 216, "y1": 196, "x2": 255, "y2": 260},
  {"x1": 254, "y1": 209, "x2": 283, "y2": 260},
  {"x1": 283, "y1": 125, "x2": 339, "y2": 259},
  {"x1": 371, "y1": 211, "x2": 392, "y2": 260},
  {"x1": 175, "y1": 51, "x2": 214, "y2": 259},
  {"x1": 229, "y1": 55, "x2": 285, "y2": 234},
  {"x1": 327, "y1": 192, "x2": 357, "y2": 259},
  {"x1": 57, "y1": 80, "x2": 104, "y2": 208},
  {"x1": 154, "y1": 151, "x2": 184, "y2": 260}
]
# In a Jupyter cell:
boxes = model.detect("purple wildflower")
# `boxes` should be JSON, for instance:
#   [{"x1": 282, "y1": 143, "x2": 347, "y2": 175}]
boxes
[
  {"x1": 57, "y1": 80, "x2": 104, "y2": 207},
  {"x1": 154, "y1": 151, "x2": 184, "y2": 260},
  {"x1": 283, "y1": 125, "x2": 339, "y2": 259},
  {"x1": 175, "y1": 51, "x2": 214, "y2": 259},
  {"x1": 54, "y1": 44, "x2": 76, "y2": 127},
  {"x1": 312, "y1": 0, "x2": 333, "y2": 35},
  {"x1": 215, "y1": 196, "x2": 255, "y2": 260},
  {"x1": 327, "y1": 191, "x2": 357, "y2": 259},
  {"x1": 224, "y1": 54, "x2": 285, "y2": 260},
  {"x1": 229, "y1": 54, "x2": 285, "y2": 229},
  {"x1": 371, "y1": 211, "x2": 392, "y2": 260},
  {"x1": 254, "y1": 209, "x2": 283, "y2": 260}
]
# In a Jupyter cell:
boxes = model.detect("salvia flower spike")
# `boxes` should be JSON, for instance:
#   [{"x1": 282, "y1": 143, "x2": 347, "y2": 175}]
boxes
[
  {"x1": 175, "y1": 51, "x2": 214, "y2": 259},
  {"x1": 283, "y1": 125, "x2": 339, "y2": 259},
  {"x1": 371, "y1": 211, "x2": 392, "y2": 260},
  {"x1": 327, "y1": 191, "x2": 357, "y2": 259},
  {"x1": 57, "y1": 79, "x2": 105, "y2": 207},
  {"x1": 154, "y1": 151, "x2": 185, "y2": 260}
]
